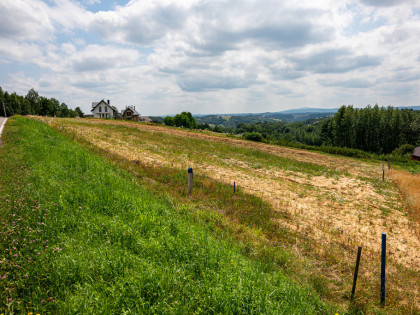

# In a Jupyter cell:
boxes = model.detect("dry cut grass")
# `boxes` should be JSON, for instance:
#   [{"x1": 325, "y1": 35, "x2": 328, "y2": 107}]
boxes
[{"x1": 389, "y1": 169, "x2": 420, "y2": 238}]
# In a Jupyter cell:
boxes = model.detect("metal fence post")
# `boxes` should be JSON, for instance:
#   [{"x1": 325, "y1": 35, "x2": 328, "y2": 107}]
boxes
[
  {"x1": 188, "y1": 167, "x2": 193, "y2": 194},
  {"x1": 381, "y1": 233, "x2": 386, "y2": 307}
]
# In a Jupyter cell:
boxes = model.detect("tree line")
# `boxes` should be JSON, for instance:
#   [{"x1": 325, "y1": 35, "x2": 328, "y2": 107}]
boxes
[
  {"x1": 234, "y1": 120, "x2": 323, "y2": 146},
  {"x1": 157, "y1": 105, "x2": 420, "y2": 159},
  {"x1": 0, "y1": 87, "x2": 84, "y2": 118},
  {"x1": 321, "y1": 105, "x2": 420, "y2": 154},
  {"x1": 163, "y1": 112, "x2": 198, "y2": 129},
  {"x1": 199, "y1": 105, "x2": 420, "y2": 156}
]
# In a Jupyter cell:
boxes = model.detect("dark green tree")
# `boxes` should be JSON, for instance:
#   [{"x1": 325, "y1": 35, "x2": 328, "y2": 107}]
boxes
[
  {"x1": 163, "y1": 116, "x2": 174, "y2": 126},
  {"x1": 25, "y1": 88, "x2": 39, "y2": 114},
  {"x1": 75, "y1": 107, "x2": 84, "y2": 118}
]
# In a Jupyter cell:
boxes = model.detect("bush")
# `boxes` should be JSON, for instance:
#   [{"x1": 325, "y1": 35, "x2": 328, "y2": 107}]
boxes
[
  {"x1": 164, "y1": 112, "x2": 197, "y2": 129},
  {"x1": 243, "y1": 132, "x2": 264, "y2": 142},
  {"x1": 163, "y1": 116, "x2": 174, "y2": 126},
  {"x1": 392, "y1": 144, "x2": 415, "y2": 156}
]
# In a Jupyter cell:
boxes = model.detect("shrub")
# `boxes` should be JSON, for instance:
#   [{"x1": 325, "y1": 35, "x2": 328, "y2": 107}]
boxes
[
  {"x1": 243, "y1": 132, "x2": 264, "y2": 142},
  {"x1": 163, "y1": 116, "x2": 174, "y2": 126},
  {"x1": 392, "y1": 144, "x2": 415, "y2": 156}
]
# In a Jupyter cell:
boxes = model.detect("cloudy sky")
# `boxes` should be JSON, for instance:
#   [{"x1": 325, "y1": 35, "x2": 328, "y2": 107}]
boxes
[{"x1": 1, "y1": 0, "x2": 420, "y2": 115}]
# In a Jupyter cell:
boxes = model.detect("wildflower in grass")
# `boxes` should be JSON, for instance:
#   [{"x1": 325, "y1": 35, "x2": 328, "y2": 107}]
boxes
[
  {"x1": 8, "y1": 298, "x2": 11, "y2": 302},
  {"x1": 25, "y1": 275, "x2": 28, "y2": 278},
  {"x1": 37, "y1": 252, "x2": 40, "y2": 255},
  {"x1": 13, "y1": 254, "x2": 17, "y2": 257},
  {"x1": 41, "y1": 299, "x2": 45, "y2": 303},
  {"x1": 2, "y1": 274, "x2": 6, "y2": 279}
]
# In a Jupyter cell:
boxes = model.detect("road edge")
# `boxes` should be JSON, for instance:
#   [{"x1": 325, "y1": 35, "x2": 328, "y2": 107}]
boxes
[{"x1": 0, "y1": 117, "x2": 8, "y2": 146}]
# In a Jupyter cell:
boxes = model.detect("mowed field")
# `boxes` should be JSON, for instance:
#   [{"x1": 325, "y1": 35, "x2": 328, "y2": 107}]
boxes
[{"x1": 35, "y1": 116, "x2": 419, "y2": 312}]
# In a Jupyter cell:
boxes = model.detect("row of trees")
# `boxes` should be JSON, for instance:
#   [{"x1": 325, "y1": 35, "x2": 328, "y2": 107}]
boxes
[
  {"x1": 230, "y1": 105, "x2": 420, "y2": 155},
  {"x1": 158, "y1": 105, "x2": 420, "y2": 157},
  {"x1": 321, "y1": 105, "x2": 420, "y2": 154},
  {"x1": 0, "y1": 87, "x2": 84, "y2": 118},
  {"x1": 234, "y1": 121, "x2": 323, "y2": 146}
]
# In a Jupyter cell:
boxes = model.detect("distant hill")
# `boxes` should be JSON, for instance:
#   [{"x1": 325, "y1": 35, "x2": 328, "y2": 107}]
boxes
[
  {"x1": 397, "y1": 105, "x2": 420, "y2": 111},
  {"x1": 154, "y1": 106, "x2": 420, "y2": 128},
  {"x1": 193, "y1": 105, "x2": 420, "y2": 128},
  {"x1": 277, "y1": 107, "x2": 338, "y2": 114},
  {"x1": 194, "y1": 109, "x2": 336, "y2": 128}
]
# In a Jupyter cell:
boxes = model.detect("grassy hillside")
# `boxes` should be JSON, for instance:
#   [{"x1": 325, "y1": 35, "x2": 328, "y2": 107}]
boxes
[
  {"x1": 2, "y1": 116, "x2": 419, "y2": 314},
  {"x1": 0, "y1": 117, "x2": 333, "y2": 313}
]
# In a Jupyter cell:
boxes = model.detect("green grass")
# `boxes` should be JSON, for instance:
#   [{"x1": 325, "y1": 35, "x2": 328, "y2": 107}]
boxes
[{"x1": 0, "y1": 117, "x2": 333, "y2": 313}]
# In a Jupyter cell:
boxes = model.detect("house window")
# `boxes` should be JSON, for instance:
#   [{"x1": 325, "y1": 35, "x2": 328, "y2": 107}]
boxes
[
  {"x1": 105, "y1": 106, "x2": 108, "y2": 112},
  {"x1": 127, "y1": 111, "x2": 132, "y2": 116},
  {"x1": 99, "y1": 106, "x2": 102, "y2": 112}
]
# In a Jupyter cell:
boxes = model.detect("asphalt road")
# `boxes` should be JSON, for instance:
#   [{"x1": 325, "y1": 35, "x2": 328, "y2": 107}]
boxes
[{"x1": 0, "y1": 117, "x2": 7, "y2": 146}]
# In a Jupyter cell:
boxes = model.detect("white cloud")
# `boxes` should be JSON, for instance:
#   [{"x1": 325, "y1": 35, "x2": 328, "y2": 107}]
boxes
[
  {"x1": 1, "y1": 0, "x2": 420, "y2": 115},
  {"x1": 0, "y1": 0, "x2": 54, "y2": 42},
  {"x1": 68, "y1": 44, "x2": 140, "y2": 72}
]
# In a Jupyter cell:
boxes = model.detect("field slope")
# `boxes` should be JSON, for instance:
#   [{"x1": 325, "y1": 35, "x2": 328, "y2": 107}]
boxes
[
  {"x1": 3, "y1": 116, "x2": 419, "y2": 313},
  {"x1": 0, "y1": 117, "x2": 333, "y2": 313}
]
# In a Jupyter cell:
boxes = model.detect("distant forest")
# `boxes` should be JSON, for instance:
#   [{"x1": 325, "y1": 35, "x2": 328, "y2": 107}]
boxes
[
  {"x1": 0, "y1": 87, "x2": 84, "y2": 118},
  {"x1": 194, "y1": 112, "x2": 333, "y2": 127},
  {"x1": 321, "y1": 105, "x2": 420, "y2": 154},
  {"x1": 193, "y1": 105, "x2": 420, "y2": 156}
]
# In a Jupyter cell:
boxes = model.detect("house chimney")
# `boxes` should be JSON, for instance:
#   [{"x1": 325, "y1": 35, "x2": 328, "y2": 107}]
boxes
[{"x1": 107, "y1": 100, "x2": 110, "y2": 105}]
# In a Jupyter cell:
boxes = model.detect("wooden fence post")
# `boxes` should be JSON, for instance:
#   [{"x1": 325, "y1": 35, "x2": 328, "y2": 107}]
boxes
[
  {"x1": 350, "y1": 246, "x2": 362, "y2": 302},
  {"x1": 382, "y1": 164, "x2": 385, "y2": 181}
]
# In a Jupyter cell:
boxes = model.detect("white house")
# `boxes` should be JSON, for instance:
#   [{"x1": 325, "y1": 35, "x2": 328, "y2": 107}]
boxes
[{"x1": 91, "y1": 100, "x2": 116, "y2": 119}]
